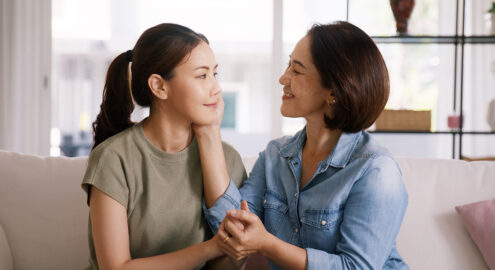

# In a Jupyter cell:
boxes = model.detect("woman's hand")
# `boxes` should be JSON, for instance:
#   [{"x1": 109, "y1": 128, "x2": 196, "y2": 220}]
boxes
[
  {"x1": 215, "y1": 212, "x2": 249, "y2": 267},
  {"x1": 220, "y1": 201, "x2": 271, "y2": 260},
  {"x1": 192, "y1": 96, "x2": 224, "y2": 138}
]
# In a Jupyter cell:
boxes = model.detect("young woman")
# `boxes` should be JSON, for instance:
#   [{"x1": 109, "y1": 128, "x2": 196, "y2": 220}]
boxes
[
  {"x1": 81, "y1": 23, "x2": 246, "y2": 270},
  {"x1": 200, "y1": 21, "x2": 409, "y2": 269}
]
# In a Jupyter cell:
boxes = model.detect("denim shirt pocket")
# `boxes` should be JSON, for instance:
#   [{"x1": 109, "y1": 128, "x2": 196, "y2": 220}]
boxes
[
  {"x1": 262, "y1": 190, "x2": 288, "y2": 234},
  {"x1": 301, "y1": 209, "x2": 343, "y2": 252}
]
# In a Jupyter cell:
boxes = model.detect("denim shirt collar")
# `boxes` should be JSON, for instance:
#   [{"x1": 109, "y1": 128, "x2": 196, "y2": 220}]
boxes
[{"x1": 279, "y1": 126, "x2": 362, "y2": 169}]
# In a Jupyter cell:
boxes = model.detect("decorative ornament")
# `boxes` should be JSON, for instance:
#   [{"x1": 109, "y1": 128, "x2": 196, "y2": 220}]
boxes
[{"x1": 390, "y1": 0, "x2": 415, "y2": 36}]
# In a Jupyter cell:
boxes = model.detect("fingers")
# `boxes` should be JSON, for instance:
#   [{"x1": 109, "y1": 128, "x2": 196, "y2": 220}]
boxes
[
  {"x1": 226, "y1": 208, "x2": 256, "y2": 224},
  {"x1": 219, "y1": 234, "x2": 250, "y2": 261},
  {"x1": 224, "y1": 218, "x2": 246, "y2": 245},
  {"x1": 241, "y1": 200, "x2": 250, "y2": 213},
  {"x1": 229, "y1": 216, "x2": 245, "y2": 231}
]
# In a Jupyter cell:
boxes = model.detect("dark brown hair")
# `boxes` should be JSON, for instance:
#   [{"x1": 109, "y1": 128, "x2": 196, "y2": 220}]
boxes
[
  {"x1": 308, "y1": 21, "x2": 389, "y2": 132},
  {"x1": 92, "y1": 23, "x2": 208, "y2": 149}
]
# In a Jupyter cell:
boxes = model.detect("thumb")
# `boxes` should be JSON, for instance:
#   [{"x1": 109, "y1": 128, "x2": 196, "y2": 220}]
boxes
[
  {"x1": 226, "y1": 209, "x2": 256, "y2": 225},
  {"x1": 241, "y1": 200, "x2": 250, "y2": 213}
]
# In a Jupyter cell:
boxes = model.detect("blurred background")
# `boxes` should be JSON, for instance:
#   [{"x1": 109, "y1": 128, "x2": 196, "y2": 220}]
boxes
[{"x1": 1, "y1": 0, "x2": 494, "y2": 158}]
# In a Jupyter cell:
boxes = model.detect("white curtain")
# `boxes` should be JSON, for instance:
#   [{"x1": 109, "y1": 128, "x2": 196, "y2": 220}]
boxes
[
  {"x1": 463, "y1": 0, "x2": 495, "y2": 158},
  {"x1": 0, "y1": 0, "x2": 51, "y2": 156}
]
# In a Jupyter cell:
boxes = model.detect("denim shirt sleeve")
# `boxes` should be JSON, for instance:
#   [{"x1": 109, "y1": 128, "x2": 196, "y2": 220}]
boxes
[
  {"x1": 306, "y1": 156, "x2": 408, "y2": 270},
  {"x1": 203, "y1": 151, "x2": 268, "y2": 233}
]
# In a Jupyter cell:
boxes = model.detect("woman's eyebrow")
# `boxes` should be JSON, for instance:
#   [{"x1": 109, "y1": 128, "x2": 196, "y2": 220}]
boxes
[
  {"x1": 289, "y1": 55, "x2": 306, "y2": 69},
  {"x1": 193, "y1": 64, "x2": 218, "y2": 71}
]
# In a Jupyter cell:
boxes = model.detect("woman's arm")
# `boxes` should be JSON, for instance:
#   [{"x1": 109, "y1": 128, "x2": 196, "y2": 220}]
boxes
[
  {"x1": 195, "y1": 128, "x2": 230, "y2": 208},
  {"x1": 89, "y1": 187, "x2": 223, "y2": 270},
  {"x1": 222, "y1": 157, "x2": 408, "y2": 270},
  {"x1": 194, "y1": 95, "x2": 268, "y2": 232},
  {"x1": 192, "y1": 96, "x2": 230, "y2": 209},
  {"x1": 200, "y1": 150, "x2": 268, "y2": 233}
]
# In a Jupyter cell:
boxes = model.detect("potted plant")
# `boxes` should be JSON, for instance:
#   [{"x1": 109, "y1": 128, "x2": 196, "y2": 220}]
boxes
[{"x1": 488, "y1": 2, "x2": 495, "y2": 35}]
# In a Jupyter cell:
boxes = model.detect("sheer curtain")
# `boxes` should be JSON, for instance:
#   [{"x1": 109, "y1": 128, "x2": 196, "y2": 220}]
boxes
[
  {"x1": 0, "y1": 0, "x2": 51, "y2": 155},
  {"x1": 462, "y1": 0, "x2": 495, "y2": 158}
]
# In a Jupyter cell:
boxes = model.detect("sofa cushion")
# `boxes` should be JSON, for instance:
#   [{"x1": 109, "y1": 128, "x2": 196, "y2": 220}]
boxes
[
  {"x1": 0, "y1": 151, "x2": 89, "y2": 270},
  {"x1": 456, "y1": 198, "x2": 495, "y2": 269},
  {"x1": 395, "y1": 158, "x2": 495, "y2": 270},
  {"x1": 0, "y1": 223, "x2": 13, "y2": 270}
]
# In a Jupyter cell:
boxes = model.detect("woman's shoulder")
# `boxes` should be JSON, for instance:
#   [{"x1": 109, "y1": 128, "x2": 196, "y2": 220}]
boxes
[
  {"x1": 348, "y1": 132, "x2": 407, "y2": 191},
  {"x1": 348, "y1": 132, "x2": 404, "y2": 179},
  {"x1": 350, "y1": 131, "x2": 395, "y2": 161},
  {"x1": 221, "y1": 140, "x2": 242, "y2": 159},
  {"x1": 89, "y1": 125, "x2": 137, "y2": 161}
]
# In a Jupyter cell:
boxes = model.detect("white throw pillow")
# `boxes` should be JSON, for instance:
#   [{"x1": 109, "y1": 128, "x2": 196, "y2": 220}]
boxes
[{"x1": 0, "y1": 223, "x2": 13, "y2": 270}]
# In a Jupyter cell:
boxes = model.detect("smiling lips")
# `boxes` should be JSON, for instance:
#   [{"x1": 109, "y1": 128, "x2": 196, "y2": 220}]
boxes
[
  {"x1": 282, "y1": 92, "x2": 295, "y2": 100},
  {"x1": 204, "y1": 102, "x2": 217, "y2": 108}
]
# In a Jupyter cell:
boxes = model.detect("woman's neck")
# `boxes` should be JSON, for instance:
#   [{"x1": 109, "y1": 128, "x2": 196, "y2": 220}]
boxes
[
  {"x1": 142, "y1": 107, "x2": 193, "y2": 153},
  {"x1": 304, "y1": 119, "x2": 342, "y2": 157}
]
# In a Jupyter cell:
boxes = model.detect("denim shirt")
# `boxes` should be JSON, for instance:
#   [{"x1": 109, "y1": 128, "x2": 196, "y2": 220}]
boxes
[{"x1": 204, "y1": 128, "x2": 409, "y2": 270}]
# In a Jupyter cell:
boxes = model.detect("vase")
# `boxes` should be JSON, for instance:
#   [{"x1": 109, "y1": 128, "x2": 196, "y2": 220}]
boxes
[{"x1": 390, "y1": 0, "x2": 415, "y2": 36}]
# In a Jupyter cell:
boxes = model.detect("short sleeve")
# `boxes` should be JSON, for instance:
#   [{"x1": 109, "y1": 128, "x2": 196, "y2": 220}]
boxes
[
  {"x1": 223, "y1": 142, "x2": 248, "y2": 188},
  {"x1": 81, "y1": 147, "x2": 129, "y2": 208}
]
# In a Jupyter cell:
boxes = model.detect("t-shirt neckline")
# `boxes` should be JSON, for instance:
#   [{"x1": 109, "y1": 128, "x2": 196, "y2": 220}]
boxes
[{"x1": 132, "y1": 120, "x2": 198, "y2": 162}]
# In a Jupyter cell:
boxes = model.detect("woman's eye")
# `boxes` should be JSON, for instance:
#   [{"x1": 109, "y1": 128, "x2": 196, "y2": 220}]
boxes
[
  {"x1": 286, "y1": 62, "x2": 301, "y2": 74},
  {"x1": 197, "y1": 74, "x2": 207, "y2": 79},
  {"x1": 214, "y1": 72, "x2": 218, "y2": 78}
]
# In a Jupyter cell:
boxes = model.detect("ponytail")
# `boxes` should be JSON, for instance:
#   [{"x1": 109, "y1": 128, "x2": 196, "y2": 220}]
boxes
[{"x1": 91, "y1": 52, "x2": 134, "y2": 150}]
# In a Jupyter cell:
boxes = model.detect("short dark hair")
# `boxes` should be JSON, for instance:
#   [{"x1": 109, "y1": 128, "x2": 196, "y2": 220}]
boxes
[{"x1": 308, "y1": 21, "x2": 389, "y2": 132}]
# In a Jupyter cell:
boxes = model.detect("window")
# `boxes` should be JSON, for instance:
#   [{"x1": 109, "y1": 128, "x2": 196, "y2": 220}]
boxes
[
  {"x1": 52, "y1": 0, "x2": 494, "y2": 158},
  {"x1": 52, "y1": 0, "x2": 273, "y2": 157}
]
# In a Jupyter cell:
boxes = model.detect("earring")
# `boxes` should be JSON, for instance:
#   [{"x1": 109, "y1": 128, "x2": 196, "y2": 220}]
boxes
[{"x1": 327, "y1": 99, "x2": 336, "y2": 106}]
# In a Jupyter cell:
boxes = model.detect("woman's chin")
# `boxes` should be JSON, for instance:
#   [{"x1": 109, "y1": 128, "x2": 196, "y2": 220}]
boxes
[
  {"x1": 192, "y1": 117, "x2": 216, "y2": 127},
  {"x1": 280, "y1": 107, "x2": 298, "y2": 118}
]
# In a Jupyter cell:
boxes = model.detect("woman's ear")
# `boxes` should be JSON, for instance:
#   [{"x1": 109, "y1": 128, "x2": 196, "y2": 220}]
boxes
[
  {"x1": 148, "y1": 74, "x2": 169, "y2": 100},
  {"x1": 326, "y1": 91, "x2": 337, "y2": 106}
]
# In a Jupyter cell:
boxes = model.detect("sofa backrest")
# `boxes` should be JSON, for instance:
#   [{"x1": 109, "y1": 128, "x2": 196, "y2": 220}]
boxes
[
  {"x1": 0, "y1": 151, "x2": 89, "y2": 270},
  {"x1": 1, "y1": 151, "x2": 494, "y2": 269},
  {"x1": 395, "y1": 157, "x2": 494, "y2": 270}
]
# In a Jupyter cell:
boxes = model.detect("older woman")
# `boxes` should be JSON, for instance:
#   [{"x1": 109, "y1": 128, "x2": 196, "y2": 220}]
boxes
[{"x1": 197, "y1": 21, "x2": 409, "y2": 270}]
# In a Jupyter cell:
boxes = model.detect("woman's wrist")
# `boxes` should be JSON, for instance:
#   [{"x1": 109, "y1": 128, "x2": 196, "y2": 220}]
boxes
[
  {"x1": 195, "y1": 127, "x2": 222, "y2": 143},
  {"x1": 205, "y1": 237, "x2": 224, "y2": 259},
  {"x1": 258, "y1": 231, "x2": 277, "y2": 258}
]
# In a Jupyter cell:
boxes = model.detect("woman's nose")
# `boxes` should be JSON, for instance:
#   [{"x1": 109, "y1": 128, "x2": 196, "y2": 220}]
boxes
[
  {"x1": 279, "y1": 70, "x2": 289, "y2": 86},
  {"x1": 211, "y1": 80, "x2": 221, "y2": 96}
]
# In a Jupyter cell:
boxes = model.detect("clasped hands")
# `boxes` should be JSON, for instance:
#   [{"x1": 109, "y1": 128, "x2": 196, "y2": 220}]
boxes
[{"x1": 215, "y1": 200, "x2": 269, "y2": 262}]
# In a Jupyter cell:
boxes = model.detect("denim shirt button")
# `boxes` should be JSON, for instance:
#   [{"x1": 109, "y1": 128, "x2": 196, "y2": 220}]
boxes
[
  {"x1": 294, "y1": 193, "x2": 298, "y2": 198},
  {"x1": 321, "y1": 220, "x2": 327, "y2": 225},
  {"x1": 263, "y1": 199, "x2": 267, "y2": 204},
  {"x1": 294, "y1": 228, "x2": 298, "y2": 233},
  {"x1": 293, "y1": 162, "x2": 299, "y2": 166}
]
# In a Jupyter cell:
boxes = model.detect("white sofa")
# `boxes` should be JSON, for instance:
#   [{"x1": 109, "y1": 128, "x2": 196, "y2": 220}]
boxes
[{"x1": 0, "y1": 150, "x2": 494, "y2": 269}]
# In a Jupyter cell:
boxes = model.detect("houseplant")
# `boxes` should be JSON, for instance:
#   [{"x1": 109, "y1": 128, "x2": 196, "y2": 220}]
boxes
[{"x1": 488, "y1": 2, "x2": 495, "y2": 35}]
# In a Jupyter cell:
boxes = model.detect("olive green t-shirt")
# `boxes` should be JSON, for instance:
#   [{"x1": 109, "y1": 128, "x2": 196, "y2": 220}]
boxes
[{"x1": 81, "y1": 122, "x2": 246, "y2": 269}]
